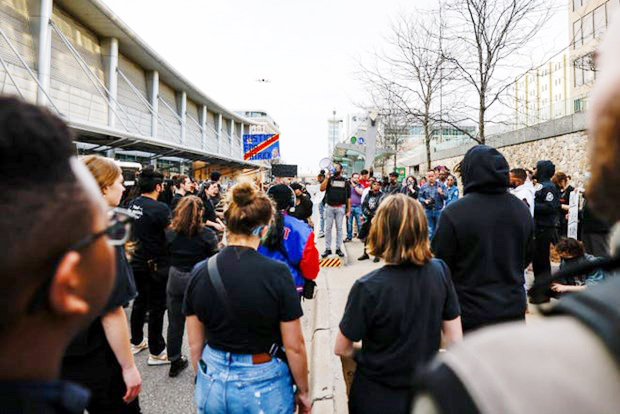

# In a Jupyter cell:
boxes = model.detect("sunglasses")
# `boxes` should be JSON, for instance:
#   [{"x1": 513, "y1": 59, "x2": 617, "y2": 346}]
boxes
[{"x1": 26, "y1": 208, "x2": 136, "y2": 314}]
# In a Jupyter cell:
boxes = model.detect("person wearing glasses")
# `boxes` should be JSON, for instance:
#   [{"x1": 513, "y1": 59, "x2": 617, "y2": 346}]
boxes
[
  {"x1": 61, "y1": 155, "x2": 142, "y2": 413},
  {"x1": 128, "y1": 168, "x2": 172, "y2": 365},
  {"x1": 185, "y1": 182, "x2": 312, "y2": 414},
  {"x1": 0, "y1": 97, "x2": 117, "y2": 414}
]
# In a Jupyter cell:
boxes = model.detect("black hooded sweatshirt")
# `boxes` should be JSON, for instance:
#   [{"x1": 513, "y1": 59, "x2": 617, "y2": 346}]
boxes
[
  {"x1": 533, "y1": 160, "x2": 561, "y2": 229},
  {"x1": 431, "y1": 145, "x2": 534, "y2": 332}
]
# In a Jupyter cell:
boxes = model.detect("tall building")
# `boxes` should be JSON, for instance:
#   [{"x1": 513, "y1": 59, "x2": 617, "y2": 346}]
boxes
[
  {"x1": 327, "y1": 111, "x2": 343, "y2": 156},
  {"x1": 513, "y1": 52, "x2": 570, "y2": 128},
  {"x1": 569, "y1": 0, "x2": 619, "y2": 110}
]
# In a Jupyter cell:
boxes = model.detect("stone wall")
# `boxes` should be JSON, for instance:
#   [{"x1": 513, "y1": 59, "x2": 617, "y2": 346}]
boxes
[{"x1": 432, "y1": 132, "x2": 590, "y2": 189}]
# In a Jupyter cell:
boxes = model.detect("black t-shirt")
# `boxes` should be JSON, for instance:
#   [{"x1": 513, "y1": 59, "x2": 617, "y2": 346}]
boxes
[
  {"x1": 170, "y1": 193, "x2": 186, "y2": 211},
  {"x1": 325, "y1": 176, "x2": 351, "y2": 206},
  {"x1": 167, "y1": 227, "x2": 218, "y2": 272},
  {"x1": 64, "y1": 246, "x2": 137, "y2": 358},
  {"x1": 339, "y1": 259, "x2": 460, "y2": 388},
  {"x1": 128, "y1": 196, "x2": 171, "y2": 263},
  {"x1": 183, "y1": 246, "x2": 303, "y2": 354},
  {"x1": 202, "y1": 197, "x2": 217, "y2": 223}
]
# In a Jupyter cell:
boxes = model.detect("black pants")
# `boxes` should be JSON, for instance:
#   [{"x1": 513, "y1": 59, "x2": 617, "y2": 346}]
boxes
[
  {"x1": 349, "y1": 371, "x2": 412, "y2": 414},
  {"x1": 166, "y1": 267, "x2": 192, "y2": 362},
  {"x1": 62, "y1": 344, "x2": 141, "y2": 414},
  {"x1": 532, "y1": 227, "x2": 558, "y2": 301},
  {"x1": 130, "y1": 267, "x2": 167, "y2": 355}
]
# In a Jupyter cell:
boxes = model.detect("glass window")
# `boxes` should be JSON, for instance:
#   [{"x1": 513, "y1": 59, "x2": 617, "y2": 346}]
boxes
[
  {"x1": 583, "y1": 12, "x2": 594, "y2": 43},
  {"x1": 594, "y1": 5, "x2": 606, "y2": 38},
  {"x1": 574, "y1": 58, "x2": 584, "y2": 87},
  {"x1": 573, "y1": 20, "x2": 582, "y2": 48},
  {"x1": 608, "y1": 0, "x2": 619, "y2": 21}
]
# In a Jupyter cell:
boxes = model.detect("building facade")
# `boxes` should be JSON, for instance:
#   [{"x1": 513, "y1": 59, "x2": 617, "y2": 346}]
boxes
[
  {"x1": 570, "y1": 0, "x2": 619, "y2": 110},
  {"x1": 0, "y1": 0, "x2": 260, "y2": 177}
]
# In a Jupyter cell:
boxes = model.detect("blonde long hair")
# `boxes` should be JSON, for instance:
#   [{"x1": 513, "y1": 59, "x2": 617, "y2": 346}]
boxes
[
  {"x1": 367, "y1": 194, "x2": 433, "y2": 265},
  {"x1": 81, "y1": 155, "x2": 122, "y2": 191}
]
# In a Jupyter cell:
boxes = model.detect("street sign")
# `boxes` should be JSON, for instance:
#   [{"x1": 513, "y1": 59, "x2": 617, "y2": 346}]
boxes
[
  {"x1": 243, "y1": 134, "x2": 280, "y2": 161},
  {"x1": 351, "y1": 136, "x2": 357, "y2": 144},
  {"x1": 567, "y1": 190, "x2": 580, "y2": 239},
  {"x1": 358, "y1": 137, "x2": 365, "y2": 145},
  {"x1": 396, "y1": 167, "x2": 406, "y2": 183}
]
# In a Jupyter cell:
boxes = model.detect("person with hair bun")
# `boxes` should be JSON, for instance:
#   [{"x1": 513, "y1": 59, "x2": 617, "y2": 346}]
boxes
[
  {"x1": 185, "y1": 182, "x2": 312, "y2": 414},
  {"x1": 62, "y1": 155, "x2": 142, "y2": 413},
  {"x1": 335, "y1": 194, "x2": 462, "y2": 414},
  {"x1": 165, "y1": 196, "x2": 218, "y2": 378}
]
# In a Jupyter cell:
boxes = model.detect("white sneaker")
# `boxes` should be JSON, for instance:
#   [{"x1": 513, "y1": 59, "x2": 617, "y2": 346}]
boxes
[
  {"x1": 148, "y1": 350, "x2": 171, "y2": 366},
  {"x1": 130, "y1": 339, "x2": 148, "y2": 355}
]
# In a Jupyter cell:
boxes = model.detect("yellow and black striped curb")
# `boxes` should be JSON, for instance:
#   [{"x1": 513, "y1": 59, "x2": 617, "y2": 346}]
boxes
[{"x1": 319, "y1": 257, "x2": 342, "y2": 268}]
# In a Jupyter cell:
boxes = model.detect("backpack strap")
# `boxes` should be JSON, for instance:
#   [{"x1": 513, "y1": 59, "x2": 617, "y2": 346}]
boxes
[
  {"x1": 207, "y1": 254, "x2": 238, "y2": 323},
  {"x1": 549, "y1": 275, "x2": 620, "y2": 367}
]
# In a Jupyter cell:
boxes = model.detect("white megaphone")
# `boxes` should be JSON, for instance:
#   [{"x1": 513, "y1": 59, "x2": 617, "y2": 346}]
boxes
[{"x1": 319, "y1": 158, "x2": 336, "y2": 175}]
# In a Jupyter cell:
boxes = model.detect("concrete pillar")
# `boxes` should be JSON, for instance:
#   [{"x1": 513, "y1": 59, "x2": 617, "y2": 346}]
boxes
[
  {"x1": 178, "y1": 91, "x2": 187, "y2": 145},
  {"x1": 217, "y1": 113, "x2": 223, "y2": 153},
  {"x1": 230, "y1": 119, "x2": 235, "y2": 144},
  {"x1": 199, "y1": 105, "x2": 207, "y2": 150},
  {"x1": 102, "y1": 38, "x2": 119, "y2": 128},
  {"x1": 34, "y1": 0, "x2": 53, "y2": 106},
  {"x1": 148, "y1": 71, "x2": 159, "y2": 137},
  {"x1": 364, "y1": 111, "x2": 379, "y2": 171},
  {"x1": 150, "y1": 158, "x2": 157, "y2": 168}
]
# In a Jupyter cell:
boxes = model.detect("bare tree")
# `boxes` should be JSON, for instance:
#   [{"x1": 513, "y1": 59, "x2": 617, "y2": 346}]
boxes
[
  {"x1": 359, "y1": 11, "x2": 460, "y2": 169},
  {"x1": 444, "y1": 0, "x2": 553, "y2": 143}
]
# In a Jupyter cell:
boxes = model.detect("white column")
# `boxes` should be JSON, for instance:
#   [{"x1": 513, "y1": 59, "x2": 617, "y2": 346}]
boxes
[
  {"x1": 34, "y1": 0, "x2": 53, "y2": 106},
  {"x1": 200, "y1": 105, "x2": 207, "y2": 150},
  {"x1": 102, "y1": 38, "x2": 119, "y2": 128},
  {"x1": 148, "y1": 71, "x2": 159, "y2": 138},
  {"x1": 217, "y1": 113, "x2": 223, "y2": 153},
  {"x1": 231, "y1": 119, "x2": 235, "y2": 145},
  {"x1": 178, "y1": 91, "x2": 187, "y2": 146},
  {"x1": 239, "y1": 122, "x2": 245, "y2": 159}
]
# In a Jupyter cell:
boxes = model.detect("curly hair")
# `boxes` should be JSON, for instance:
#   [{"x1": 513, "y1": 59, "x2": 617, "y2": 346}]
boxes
[{"x1": 171, "y1": 196, "x2": 204, "y2": 237}]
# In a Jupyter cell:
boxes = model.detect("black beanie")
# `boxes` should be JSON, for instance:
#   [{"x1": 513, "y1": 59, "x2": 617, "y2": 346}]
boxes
[{"x1": 267, "y1": 184, "x2": 294, "y2": 211}]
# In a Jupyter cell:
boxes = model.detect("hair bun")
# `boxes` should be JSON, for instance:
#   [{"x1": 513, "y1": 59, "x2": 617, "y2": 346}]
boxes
[{"x1": 232, "y1": 182, "x2": 256, "y2": 207}]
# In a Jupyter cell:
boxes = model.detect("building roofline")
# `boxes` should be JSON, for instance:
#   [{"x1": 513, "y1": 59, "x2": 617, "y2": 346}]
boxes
[{"x1": 55, "y1": 0, "x2": 254, "y2": 125}]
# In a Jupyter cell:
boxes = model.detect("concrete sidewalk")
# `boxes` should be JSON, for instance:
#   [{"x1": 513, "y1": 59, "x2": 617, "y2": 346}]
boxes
[{"x1": 302, "y1": 226, "x2": 383, "y2": 413}]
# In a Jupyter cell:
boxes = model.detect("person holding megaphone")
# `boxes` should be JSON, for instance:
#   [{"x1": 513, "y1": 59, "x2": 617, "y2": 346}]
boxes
[{"x1": 319, "y1": 162, "x2": 351, "y2": 258}]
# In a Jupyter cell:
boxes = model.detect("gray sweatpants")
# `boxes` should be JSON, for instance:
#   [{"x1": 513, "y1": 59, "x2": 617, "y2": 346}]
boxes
[{"x1": 325, "y1": 204, "x2": 345, "y2": 252}]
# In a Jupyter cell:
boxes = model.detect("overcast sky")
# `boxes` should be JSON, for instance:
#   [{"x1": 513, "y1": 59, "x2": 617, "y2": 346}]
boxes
[{"x1": 102, "y1": 0, "x2": 567, "y2": 173}]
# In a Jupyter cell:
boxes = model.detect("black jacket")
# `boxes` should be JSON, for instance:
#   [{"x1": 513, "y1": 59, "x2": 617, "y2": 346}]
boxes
[
  {"x1": 362, "y1": 190, "x2": 384, "y2": 218},
  {"x1": 533, "y1": 160, "x2": 561, "y2": 229},
  {"x1": 432, "y1": 145, "x2": 535, "y2": 332}
]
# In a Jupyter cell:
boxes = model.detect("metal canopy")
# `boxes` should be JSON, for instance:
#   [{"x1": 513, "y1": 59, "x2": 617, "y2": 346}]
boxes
[{"x1": 70, "y1": 120, "x2": 267, "y2": 170}]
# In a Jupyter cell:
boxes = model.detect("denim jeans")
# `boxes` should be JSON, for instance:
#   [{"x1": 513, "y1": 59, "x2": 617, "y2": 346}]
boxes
[
  {"x1": 425, "y1": 209, "x2": 441, "y2": 240},
  {"x1": 195, "y1": 345, "x2": 294, "y2": 414},
  {"x1": 319, "y1": 201, "x2": 325, "y2": 235},
  {"x1": 166, "y1": 267, "x2": 192, "y2": 362},
  {"x1": 325, "y1": 204, "x2": 346, "y2": 251},
  {"x1": 347, "y1": 205, "x2": 363, "y2": 239}
]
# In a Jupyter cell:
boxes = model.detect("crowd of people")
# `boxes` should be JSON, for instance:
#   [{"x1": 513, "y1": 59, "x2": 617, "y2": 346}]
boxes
[{"x1": 2, "y1": 17, "x2": 620, "y2": 414}]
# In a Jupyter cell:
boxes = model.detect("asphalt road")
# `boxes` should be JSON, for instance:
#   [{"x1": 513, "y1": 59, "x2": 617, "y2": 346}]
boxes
[{"x1": 131, "y1": 315, "x2": 196, "y2": 414}]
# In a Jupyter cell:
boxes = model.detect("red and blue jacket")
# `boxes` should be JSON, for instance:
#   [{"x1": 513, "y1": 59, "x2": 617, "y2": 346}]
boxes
[{"x1": 258, "y1": 214, "x2": 320, "y2": 294}]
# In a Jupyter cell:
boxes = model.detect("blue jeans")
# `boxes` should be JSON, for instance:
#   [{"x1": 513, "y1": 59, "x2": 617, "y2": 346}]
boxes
[
  {"x1": 325, "y1": 204, "x2": 346, "y2": 251},
  {"x1": 195, "y1": 345, "x2": 294, "y2": 414},
  {"x1": 347, "y1": 205, "x2": 363, "y2": 239},
  {"x1": 426, "y1": 209, "x2": 441, "y2": 240}
]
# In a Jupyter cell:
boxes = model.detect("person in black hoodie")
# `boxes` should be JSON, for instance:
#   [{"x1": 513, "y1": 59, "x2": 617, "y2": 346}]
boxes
[
  {"x1": 432, "y1": 145, "x2": 534, "y2": 333},
  {"x1": 531, "y1": 160, "x2": 561, "y2": 303}
]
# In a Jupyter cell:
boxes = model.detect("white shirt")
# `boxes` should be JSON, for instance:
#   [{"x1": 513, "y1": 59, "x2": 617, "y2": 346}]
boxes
[{"x1": 510, "y1": 180, "x2": 535, "y2": 217}]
